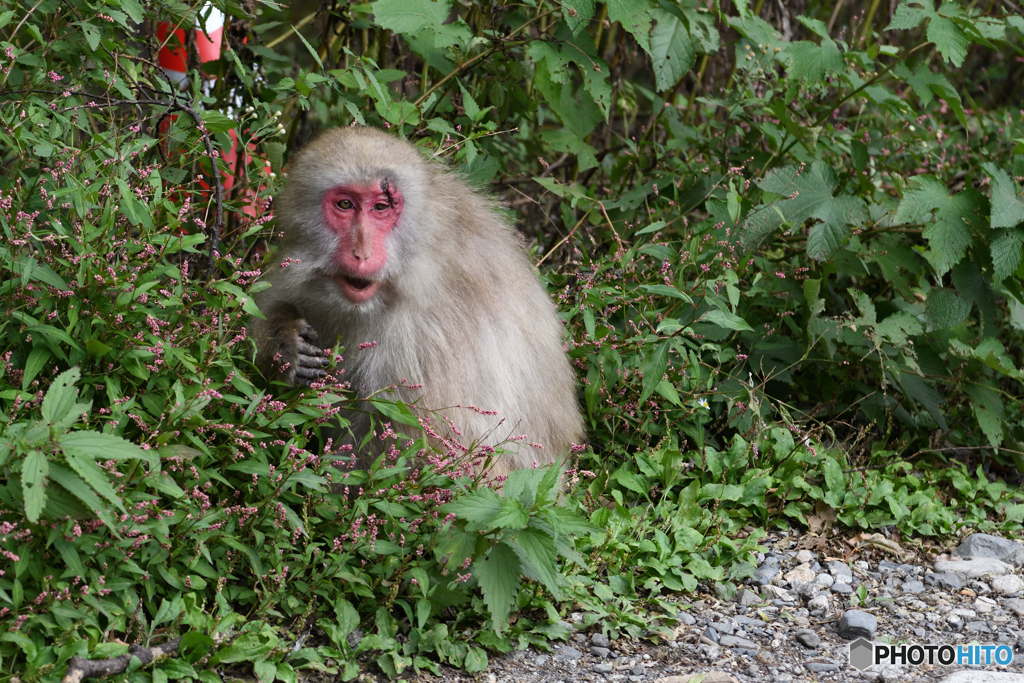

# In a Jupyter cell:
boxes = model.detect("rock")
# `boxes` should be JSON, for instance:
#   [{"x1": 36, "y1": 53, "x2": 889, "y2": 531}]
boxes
[
  {"x1": 902, "y1": 580, "x2": 925, "y2": 593},
  {"x1": 591, "y1": 646, "x2": 610, "y2": 658},
  {"x1": 833, "y1": 572, "x2": 853, "y2": 585},
  {"x1": 805, "y1": 662, "x2": 841, "y2": 672},
  {"x1": 763, "y1": 585, "x2": 796, "y2": 601},
  {"x1": 924, "y1": 572, "x2": 964, "y2": 591},
  {"x1": 534, "y1": 655, "x2": 550, "y2": 667},
  {"x1": 714, "y1": 583, "x2": 736, "y2": 600},
  {"x1": 793, "y1": 629, "x2": 820, "y2": 648},
  {"x1": 814, "y1": 573, "x2": 835, "y2": 588},
  {"x1": 720, "y1": 635, "x2": 758, "y2": 649},
  {"x1": 794, "y1": 581, "x2": 818, "y2": 601},
  {"x1": 784, "y1": 563, "x2": 816, "y2": 585},
  {"x1": 631, "y1": 664, "x2": 646, "y2": 676},
  {"x1": 831, "y1": 582, "x2": 854, "y2": 595},
  {"x1": 992, "y1": 574, "x2": 1024, "y2": 595},
  {"x1": 737, "y1": 588, "x2": 760, "y2": 606},
  {"x1": 591, "y1": 632, "x2": 611, "y2": 648},
  {"x1": 934, "y1": 558, "x2": 1013, "y2": 579},
  {"x1": 838, "y1": 610, "x2": 877, "y2": 639},
  {"x1": 554, "y1": 646, "x2": 582, "y2": 661},
  {"x1": 696, "y1": 644, "x2": 720, "y2": 660},
  {"x1": 966, "y1": 621, "x2": 992, "y2": 633},
  {"x1": 953, "y1": 533, "x2": 1024, "y2": 567},
  {"x1": 676, "y1": 610, "x2": 696, "y2": 626},
  {"x1": 827, "y1": 560, "x2": 853, "y2": 578},
  {"x1": 1005, "y1": 598, "x2": 1024, "y2": 617},
  {"x1": 975, "y1": 596, "x2": 998, "y2": 614},
  {"x1": 755, "y1": 555, "x2": 783, "y2": 585},
  {"x1": 938, "y1": 672, "x2": 1024, "y2": 683},
  {"x1": 593, "y1": 663, "x2": 613, "y2": 673},
  {"x1": 654, "y1": 673, "x2": 737, "y2": 683},
  {"x1": 796, "y1": 550, "x2": 815, "y2": 563},
  {"x1": 808, "y1": 594, "x2": 829, "y2": 612},
  {"x1": 702, "y1": 626, "x2": 720, "y2": 644}
]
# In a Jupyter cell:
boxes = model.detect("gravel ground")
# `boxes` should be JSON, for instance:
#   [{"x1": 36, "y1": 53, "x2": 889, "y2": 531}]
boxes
[{"x1": 397, "y1": 531, "x2": 1024, "y2": 683}]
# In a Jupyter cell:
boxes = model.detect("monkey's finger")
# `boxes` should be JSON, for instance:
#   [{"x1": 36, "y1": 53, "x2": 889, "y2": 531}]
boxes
[
  {"x1": 297, "y1": 353, "x2": 331, "y2": 368},
  {"x1": 297, "y1": 341, "x2": 329, "y2": 359},
  {"x1": 298, "y1": 324, "x2": 318, "y2": 342},
  {"x1": 294, "y1": 366, "x2": 328, "y2": 384}
]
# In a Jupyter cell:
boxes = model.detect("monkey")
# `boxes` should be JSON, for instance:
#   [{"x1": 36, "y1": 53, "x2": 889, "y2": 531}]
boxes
[{"x1": 249, "y1": 127, "x2": 584, "y2": 478}]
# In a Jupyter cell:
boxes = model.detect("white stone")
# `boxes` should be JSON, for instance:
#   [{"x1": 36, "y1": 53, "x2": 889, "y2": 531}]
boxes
[
  {"x1": 784, "y1": 562, "x2": 815, "y2": 585},
  {"x1": 974, "y1": 596, "x2": 998, "y2": 614},
  {"x1": 814, "y1": 573, "x2": 835, "y2": 588},
  {"x1": 934, "y1": 558, "x2": 1013, "y2": 579},
  {"x1": 938, "y1": 672, "x2": 1024, "y2": 683},
  {"x1": 990, "y1": 573, "x2": 1024, "y2": 595}
]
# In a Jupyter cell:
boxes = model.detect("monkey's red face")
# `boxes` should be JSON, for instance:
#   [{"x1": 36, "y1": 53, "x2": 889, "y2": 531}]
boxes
[{"x1": 322, "y1": 181, "x2": 404, "y2": 303}]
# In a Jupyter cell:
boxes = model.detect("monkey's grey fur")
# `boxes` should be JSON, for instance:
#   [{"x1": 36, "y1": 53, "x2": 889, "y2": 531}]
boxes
[{"x1": 250, "y1": 127, "x2": 583, "y2": 477}]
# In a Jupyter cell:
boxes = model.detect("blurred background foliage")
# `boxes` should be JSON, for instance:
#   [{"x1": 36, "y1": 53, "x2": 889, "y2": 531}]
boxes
[{"x1": 3, "y1": 0, "x2": 1024, "y2": 678}]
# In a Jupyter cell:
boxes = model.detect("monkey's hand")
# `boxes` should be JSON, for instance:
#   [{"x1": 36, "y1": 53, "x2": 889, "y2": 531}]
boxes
[{"x1": 271, "y1": 320, "x2": 331, "y2": 386}]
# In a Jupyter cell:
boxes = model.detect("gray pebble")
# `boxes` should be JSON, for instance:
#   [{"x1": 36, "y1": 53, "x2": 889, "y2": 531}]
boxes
[
  {"x1": 738, "y1": 588, "x2": 761, "y2": 606},
  {"x1": 814, "y1": 573, "x2": 835, "y2": 588},
  {"x1": 838, "y1": 610, "x2": 877, "y2": 639},
  {"x1": 924, "y1": 572, "x2": 964, "y2": 591},
  {"x1": 755, "y1": 555, "x2": 783, "y2": 585},
  {"x1": 831, "y1": 582, "x2": 854, "y2": 595},
  {"x1": 592, "y1": 663, "x2": 613, "y2": 673},
  {"x1": 721, "y1": 634, "x2": 758, "y2": 649},
  {"x1": 808, "y1": 595, "x2": 829, "y2": 612},
  {"x1": 535, "y1": 655, "x2": 550, "y2": 666},
  {"x1": 676, "y1": 611, "x2": 696, "y2": 626},
  {"x1": 591, "y1": 632, "x2": 611, "y2": 648},
  {"x1": 554, "y1": 646, "x2": 582, "y2": 661},
  {"x1": 630, "y1": 664, "x2": 645, "y2": 676},
  {"x1": 1005, "y1": 598, "x2": 1024, "y2": 617},
  {"x1": 966, "y1": 621, "x2": 992, "y2": 633},
  {"x1": 903, "y1": 580, "x2": 926, "y2": 593},
  {"x1": 703, "y1": 626, "x2": 720, "y2": 644},
  {"x1": 793, "y1": 628, "x2": 820, "y2": 648},
  {"x1": 591, "y1": 646, "x2": 610, "y2": 658},
  {"x1": 827, "y1": 560, "x2": 853, "y2": 578},
  {"x1": 954, "y1": 533, "x2": 1024, "y2": 567},
  {"x1": 805, "y1": 662, "x2": 841, "y2": 672}
]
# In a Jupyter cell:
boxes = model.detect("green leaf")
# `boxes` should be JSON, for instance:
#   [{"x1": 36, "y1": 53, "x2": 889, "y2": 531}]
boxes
[
  {"x1": 48, "y1": 464, "x2": 118, "y2": 532},
  {"x1": 983, "y1": 162, "x2": 1024, "y2": 229},
  {"x1": 23, "y1": 346, "x2": 50, "y2": 390},
  {"x1": 201, "y1": 110, "x2": 234, "y2": 134},
  {"x1": 990, "y1": 232, "x2": 1023, "y2": 283},
  {"x1": 886, "y1": 0, "x2": 969, "y2": 66},
  {"x1": 41, "y1": 366, "x2": 81, "y2": 425},
  {"x1": 701, "y1": 309, "x2": 753, "y2": 332},
  {"x1": 649, "y1": 9, "x2": 696, "y2": 91},
  {"x1": 927, "y1": 288, "x2": 971, "y2": 330},
  {"x1": 473, "y1": 542, "x2": 521, "y2": 634},
  {"x1": 965, "y1": 383, "x2": 1004, "y2": 448},
  {"x1": 63, "y1": 452, "x2": 127, "y2": 513},
  {"x1": 372, "y1": 0, "x2": 451, "y2": 33},
  {"x1": 21, "y1": 449, "x2": 48, "y2": 523},
  {"x1": 60, "y1": 432, "x2": 157, "y2": 466},
  {"x1": 639, "y1": 340, "x2": 670, "y2": 404},
  {"x1": 893, "y1": 176, "x2": 981, "y2": 275},
  {"x1": 607, "y1": 0, "x2": 655, "y2": 53},
  {"x1": 441, "y1": 488, "x2": 504, "y2": 528},
  {"x1": 508, "y1": 528, "x2": 562, "y2": 599},
  {"x1": 562, "y1": 0, "x2": 595, "y2": 35},
  {"x1": 904, "y1": 63, "x2": 967, "y2": 128},
  {"x1": 782, "y1": 40, "x2": 844, "y2": 83}
]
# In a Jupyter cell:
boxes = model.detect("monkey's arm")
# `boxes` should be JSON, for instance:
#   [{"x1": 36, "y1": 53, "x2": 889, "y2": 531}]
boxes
[{"x1": 251, "y1": 303, "x2": 330, "y2": 386}]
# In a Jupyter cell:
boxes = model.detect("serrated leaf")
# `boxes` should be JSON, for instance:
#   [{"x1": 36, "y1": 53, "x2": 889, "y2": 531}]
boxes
[
  {"x1": 983, "y1": 162, "x2": 1024, "y2": 229},
  {"x1": 905, "y1": 63, "x2": 966, "y2": 128},
  {"x1": 898, "y1": 371, "x2": 947, "y2": 431},
  {"x1": 607, "y1": 0, "x2": 654, "y2": 53},
  {"x1": 782, "y1": 40, "x2": 844, "y2": 83},
  {"x1": 473, "y1": 542, "x2": 521, "y2": 634},
  {"x1": 60, "y1": 432, "x2": 157, "y2": 466},
  {"x1": 926, "y1": 288, "x2": 970, "y2": 330},
  {"x1": 64, "y1": 452, "x2": 127, "y2": 513},
  {"x1": 990, "y1": 232, "x2": 1023, "y2": 283},
  {"x1": 441, "y1": 488, "x2": 504, "y2": 527},
  {"x1": 201, "y1": 110, "x2": 234, "y2": 134},
  {"x1": 886, "y1": 0, "x2": 969, "y2": 66},
  {"x1": 508, "y1": 528, "x2": 562, "y2": 599},
  {"x1": 372, "y1": 0, "x2": 451, "y2": 33},
  {"x1": 562, "y1": 0, "x2": 595, "y2": 35},
  {"x1": 41, "y1": 367, "x2": 81, "y2": 425},
  {"x1": 21, "y1": 449, "x2": 48, "y2": 522},
  {"x1": 894, "y1": 176, "x2": 981, "y2": 275},
  {"x1": 639, "y1": 340, "x2": 670, "y2": 404},
  {"x1": 965, "y1": 383, "x2": 1004, "y2": 448},
  {"x1": 48, "y1": 463, "x2": 118, "y2": 533},
  {"x1": 650, "y1": 8, "x2": 696, "y2": 91}
]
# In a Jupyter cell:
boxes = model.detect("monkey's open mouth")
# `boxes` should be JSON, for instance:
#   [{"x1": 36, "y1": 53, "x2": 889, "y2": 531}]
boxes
[
  {"x1": 342, "y1": 275, "x2": 374, "y2": 291},
  {"x1": 333, "y1": 273, "x2": 380, "y2": 303}
]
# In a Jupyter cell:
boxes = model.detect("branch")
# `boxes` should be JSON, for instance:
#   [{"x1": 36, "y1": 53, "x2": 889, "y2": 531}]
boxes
[{"x1": 62, "y1": 637, "x2": 182, "y2": 683}]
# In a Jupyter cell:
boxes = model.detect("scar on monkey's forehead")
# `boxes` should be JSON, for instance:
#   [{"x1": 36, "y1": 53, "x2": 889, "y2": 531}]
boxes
[{"x1": 380, "y1": 177, "x2": 396, "y2": 208}]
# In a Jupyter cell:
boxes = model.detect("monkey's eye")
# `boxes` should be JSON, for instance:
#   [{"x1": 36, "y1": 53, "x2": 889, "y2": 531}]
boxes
[
  {"x1": 336, "y1": 199, "x2": 354, "y2": 210},
  {"x1": 372, "y1": 203, "x2": 389, "y2": 211}
]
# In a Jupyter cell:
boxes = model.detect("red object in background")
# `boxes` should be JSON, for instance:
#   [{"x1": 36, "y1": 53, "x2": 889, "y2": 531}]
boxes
[{"x1": 156, "y1": 6, "x2": 269, "y2": 224}]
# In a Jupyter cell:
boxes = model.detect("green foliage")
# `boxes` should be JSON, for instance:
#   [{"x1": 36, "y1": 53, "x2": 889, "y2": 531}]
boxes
[{"x1": 2, "y1": 0, "x2": 1024, "y2": 679}]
